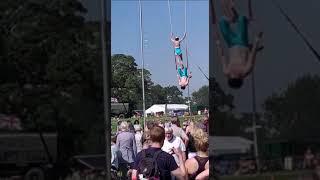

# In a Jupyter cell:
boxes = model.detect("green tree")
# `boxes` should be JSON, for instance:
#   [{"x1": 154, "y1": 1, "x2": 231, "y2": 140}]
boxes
[
  {"x1": 138, "y1": 68, "x2": 154, "y2": 108},
  {"x1": 192, "y1": 85, "x2": 209, "y2": 108},
  {"x1": 263, "y1": 74, "x2": 320, "y2": 140},
  {"x1": 148, "y1": 84, "x2": 167, "y2": 105},
  {"x1": 111, "y1": 54, "x2": 155, "y2": 110},
  {"x1": 164, "y1": 86, "x2": 184, "y2": 104},
  {"x1": 209, "y1": 77, "x2": 235, "y2": 135},
  {"x1": 0, "y1": 1, "x2": 105, "y2": 175},
  {"x1": 111, "y1": 54, "x2": 186, "y2": 111},
  {"x1": 111, "y1": 54, "x2": 140, "y2": 108}
]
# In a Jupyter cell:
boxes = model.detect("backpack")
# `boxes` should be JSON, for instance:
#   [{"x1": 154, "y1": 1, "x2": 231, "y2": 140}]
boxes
[{"x1": 137, "y1": 150, "x2": 162, "y2": 180}]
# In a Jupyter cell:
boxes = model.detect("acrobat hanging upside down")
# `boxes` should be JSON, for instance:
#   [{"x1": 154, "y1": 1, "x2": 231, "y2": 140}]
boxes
[
  {"x1": 213, "y1": 0, "x2": 264, "y2": 89},
  {"x1": 177, "y1": 61, "x2": 192, "y2": 90}
]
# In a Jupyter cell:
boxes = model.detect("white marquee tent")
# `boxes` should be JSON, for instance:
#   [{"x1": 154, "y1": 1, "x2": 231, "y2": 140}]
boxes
[
  {"x1": 145, "y1": 104, "x2": 188, "y2": 115},
  {"x1": 209, "y1": 136, "x2": 253, "y2": 155}
]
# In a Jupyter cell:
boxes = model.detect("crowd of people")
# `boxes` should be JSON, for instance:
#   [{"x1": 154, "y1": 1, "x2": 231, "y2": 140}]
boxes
[
  {"x1": 111, "y1": 115, "x2": 209, "y2": 180},
  {"x1": 212, "y1": 147, "x2": 320, "y2": 178}
]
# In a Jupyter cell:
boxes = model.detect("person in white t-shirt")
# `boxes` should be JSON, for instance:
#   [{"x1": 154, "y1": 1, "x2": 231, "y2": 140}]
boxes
[{"x1": 162, "y1": 126, "x2": 186, "y2": 166}]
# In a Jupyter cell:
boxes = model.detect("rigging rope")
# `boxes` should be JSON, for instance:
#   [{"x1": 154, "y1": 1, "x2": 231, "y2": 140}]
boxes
[
  {"x1": 167, "y1": 0, "x2": 187, "y2": 35},
  {"x1": 138, "y1": 0, "x2": 146, "y2": 129},
  {"x1": 168, "y1": 0, "x2": 173, "y2": 34},
  {"x1": 168, "y1": 0, "x2": 176, "y2": 69},
  {"x1": 184, "y1": 0, "x2": 191, "y2": 114},
  {"x1": 184, "y1": 0, "x2": 188, "y2": 70},
  {"x1": 168, "y1": 0, "x2": 191, "y2": 113},
  {"x1": 184, "y1": 0, "x2": 187, "y2": 35},
  {"x1": 271, "y1": 0, "x2": 320, "y2": 63},
  {"x1": 196, "y1": 65, "x2": 209, "y2": 80}
]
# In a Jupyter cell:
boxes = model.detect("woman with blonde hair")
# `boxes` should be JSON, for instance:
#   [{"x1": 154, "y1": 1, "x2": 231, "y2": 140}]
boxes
[{"x1": 185, "y1": 128, "x2": 209, "y2": 180}]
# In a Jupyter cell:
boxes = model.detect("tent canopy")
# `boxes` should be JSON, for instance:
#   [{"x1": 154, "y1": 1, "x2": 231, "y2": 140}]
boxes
[
  {"x1": 145, "y1": 104, "x2": 188, "y2": 114},
  {"x1": 209, "y1": 136, "x2": 253, "y2": 156}
]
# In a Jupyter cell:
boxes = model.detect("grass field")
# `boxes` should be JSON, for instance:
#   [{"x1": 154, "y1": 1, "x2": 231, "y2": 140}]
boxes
[{"x1": 220, "y1": 170, "x2": 314, "y2": 180}]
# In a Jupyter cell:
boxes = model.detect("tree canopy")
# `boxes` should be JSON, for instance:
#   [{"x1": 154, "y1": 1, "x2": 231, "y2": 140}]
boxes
[
  {"x1": 263, "y1": 74, "x2": 320, "y2": 140},
  {"x1": 0, "y1": 0, "x2": 104, "y2": 167},
  {"x1": 111, "y1": 54, "x2": 185, "y2": 111}
]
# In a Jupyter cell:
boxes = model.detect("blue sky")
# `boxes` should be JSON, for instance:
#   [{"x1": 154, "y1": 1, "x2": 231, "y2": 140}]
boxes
[{"x1": 111, "y1": 0, "x2": 209, "y2": 97}]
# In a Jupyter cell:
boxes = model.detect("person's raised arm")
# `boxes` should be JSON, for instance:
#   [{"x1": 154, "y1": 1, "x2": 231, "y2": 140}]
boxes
[
  {"x1": 244, "y1": 32, "x2": 263, "y2": 76},
  {"x1": 211, "y1": 2, "x2": 229, "y2": 76},
  {"x1": 180, "y1": 127, "x2": 189, "y2": 147},
  {"x1": 180, "y1": 32, "x2": 187, "y2": 42},
  {"x1": 171, "y1": 147, "x2": 186, "y2": 180},
  {"x1": 179, "y1": 138, "x2": 187, "y2": 162},
  {"x1": 210, "y1": 0, "x2": 217, "y2": 25},
  {"x1": 186, "y1": 75, "x2": 192, "y2": 87},
  {"x1": 177, "y1": 74, "x2": 181, "y2": 82},
  {"x1": 171, "y1": 32, "x2": 175, "y2": 42},
  {"x1": 216, "y1": 40, "x2": 229, "y2": 76}
]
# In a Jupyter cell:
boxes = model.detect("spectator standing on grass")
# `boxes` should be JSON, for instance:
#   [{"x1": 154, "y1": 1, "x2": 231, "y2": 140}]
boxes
[
  {"x1": 304, "y1": 148, "x2": 315, "y2": 169},
  {"x1": 116, "y1": 120, "x2": 122, "y2": 135},
  {"x1": 199, "y1": 115, "x2": 209, "y2": 133},
  {"x1": 141, "y1": 121, "x2": 155, "y2": 150},
  {"x1": 127, "y1": 120, "x2": 135, "y2": 133},
  {"x1": 170, "y1": 116, "x2": 189, "y2": 147},
  {"x1": 185, "y1": 121, "x2": 197, "y2": 159},
  {"x1": 111, "y1": 135, "x2": 119, "y2": 170},
  {"x1": 134, "y1": 124, "x2": 143, "y2": 153},
  {"x1": 185, "y1": 128, "x2": 209, "y2": 180},
  {"x1": 182, "y1": 121, "x2": 188, "y2": 132},
  {"x1": 185, "y1": 120, "x2": 192, "y2": 134},
  {"x1": 162, "y1": 126, "x2": 187, "y2": 166},
  {"x1": 131, "y1": 126, "x2": 186, "y2": 180},
  {"x1": 133, "y1": 119, "x2": 140, "y2": 131},
  {"x1": 204, "y1": 116, "x2": 209, "y2": 133},
  {"x1": 116, "y1": 121, "x2": 137, "y2": 179},
  {"x1": 144, "y1": 121, "x2": 155, "y2": 141}
]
